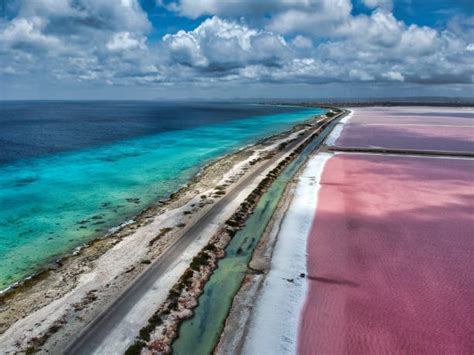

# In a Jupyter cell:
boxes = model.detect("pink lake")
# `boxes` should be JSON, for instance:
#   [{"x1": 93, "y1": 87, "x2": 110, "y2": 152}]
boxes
[
  {"x1": 336, "y1": 108, "x2": 474, "y2": 152},
  {"x1": 298, "y1": 154, "x2": 474, "y2": 354}
]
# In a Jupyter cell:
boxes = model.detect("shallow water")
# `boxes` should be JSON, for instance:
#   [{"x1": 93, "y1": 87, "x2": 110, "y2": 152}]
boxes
[
  {"x1": 172, "y1": 116, "x2": 338, "y2": 355},
  {"x1": 301, "y1": 155, "x2": 474, "y2": 353},
  {"x1": 0, "y1": 102, "x2": 324, "y2": 291}
]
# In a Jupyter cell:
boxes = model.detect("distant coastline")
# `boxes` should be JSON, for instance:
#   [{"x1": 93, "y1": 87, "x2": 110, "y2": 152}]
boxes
[{"x1": 262, "y1": 97, "x2": 474, "y2": 108}]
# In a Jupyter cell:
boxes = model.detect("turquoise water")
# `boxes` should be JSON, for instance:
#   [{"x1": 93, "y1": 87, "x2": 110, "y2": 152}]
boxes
[
  {"x1": 172, "y1": 116, "x2": 339, "y2": 355},
  {"x1": 0, "y1": 107, "x2": 324, "y2": 291}
]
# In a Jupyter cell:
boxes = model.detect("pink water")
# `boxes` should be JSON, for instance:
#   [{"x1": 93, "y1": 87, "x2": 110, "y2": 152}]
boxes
[
  {"x1": 337, "y1": 108, "x2": 474, "y2": 152},
  {"x1": 298, "y1": 154, "x2": 474, "y2": 354}
]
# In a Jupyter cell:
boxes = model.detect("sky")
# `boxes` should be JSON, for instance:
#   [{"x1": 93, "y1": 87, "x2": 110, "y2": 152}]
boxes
[{"x1": 0, "y1": 0, "x2": 473, "y2": 100}]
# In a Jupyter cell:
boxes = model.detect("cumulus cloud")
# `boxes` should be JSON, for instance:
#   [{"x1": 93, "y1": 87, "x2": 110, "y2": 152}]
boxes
[
  {"x1": 291, "y1": 35, "x2": 313, "y2": 49},
  {"x1": 17, "y1": 0, "x2": 151, "y2": 33},
  {"x1": 106, "y1": 32, "x2": 146, "y2": 51},
  {"x1": 0, "y1": 0, "x2": 473, "y2": 95},
  {"x1": 161, "y1": 0, "x2": 326, "y2": 20},
  {"x1": 156, "y1": 6, "x2": 473, "y2": 86},
  {"x1": 161, "y1": 0, "x2": 359, "y2": 38},
  {"x1": 362, "y1": 0, "x2": 393, "y2": 10},
  {"x1": 1, "y1": 17, "x2": 60, "y2": 52},
  {"x1": 382, "y1": 71, "x2": 405, "y2": 81},
  {"x1": 163, "y1": 17, "x2": 290, "y2": 72},
  {"x1": 0, "y1": 0, "x2": 152, "y2": 83}
]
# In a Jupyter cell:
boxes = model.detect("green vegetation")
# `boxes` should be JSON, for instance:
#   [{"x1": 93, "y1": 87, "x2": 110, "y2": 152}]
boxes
[
  {"x1": 190, "y1": 252, "x2": 211, "y2": 271},
  {"x1": 125, "y1": 340, "x2": 146, "y2": 355}
]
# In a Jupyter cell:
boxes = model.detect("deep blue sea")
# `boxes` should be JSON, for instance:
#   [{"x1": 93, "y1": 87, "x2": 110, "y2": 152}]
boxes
[{"x1": 0, "y1": 101, "x2": 324, "y2": 290}]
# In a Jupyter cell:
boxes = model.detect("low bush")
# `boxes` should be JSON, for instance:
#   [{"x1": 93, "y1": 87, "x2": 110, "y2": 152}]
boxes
[{"x1": 125, "y1": 340, "x2": 146, "y2": 355}]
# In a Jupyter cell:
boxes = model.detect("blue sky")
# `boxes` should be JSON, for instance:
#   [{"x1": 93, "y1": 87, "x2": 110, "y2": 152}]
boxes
[{"x1": 0, "y1": 0, "x2": 473, "y2": 100}]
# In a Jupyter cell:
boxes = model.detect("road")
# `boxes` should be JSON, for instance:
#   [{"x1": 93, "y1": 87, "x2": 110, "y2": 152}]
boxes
[{"x1": 65, "y1": 118, "x2": 331, "y2": 354}]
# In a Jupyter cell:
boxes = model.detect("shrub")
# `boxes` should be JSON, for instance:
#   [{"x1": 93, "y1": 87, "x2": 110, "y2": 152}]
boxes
[
  {"x1": 190, "y1": 253, "x2": 210, "y2": 270},
  {"x1": 125, "y1": 340, "x2": 146, "y2": 355},
  {"x1": 168, "y1": 287, "x2": 181, "y2": 300}
]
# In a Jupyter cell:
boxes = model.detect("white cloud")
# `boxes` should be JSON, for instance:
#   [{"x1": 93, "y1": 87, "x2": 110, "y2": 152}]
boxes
[
  {"x1": 349, "y1": 69, "x2": 375, "y2": 81},
  {"x1": 291, "y1": 35, "x2": 313, "y2": 49},
  {"x1": 362, "y1": 0, "x2": 393, "y2": 10},
  {"x1": 163, "y1": 17, "x2": 290, "y2": 70},
  {"x1": 106, "y1": 32, "x2": 146, "y2": 51},
  {"x1": 382, "y1": 71, "x2": 405, "y2": 81},
  {"x1": 165, "y1": 0, "x2": 331, "y2": 20},
  {"x1": 1, "y1": 17, "x2": 60, "y2": 51},
  {"x1": 0, "y1": 0, "x2": 153, "y2": 84},
  {"x1": 18, "y1": 0, "x2": 151, "y2": 33},
  {"x1": 0, "y1": 0, "x2": 472, "y2": 93},
  {"x1": 265, "y1": 0, "x2": 353, "y2": 36}
]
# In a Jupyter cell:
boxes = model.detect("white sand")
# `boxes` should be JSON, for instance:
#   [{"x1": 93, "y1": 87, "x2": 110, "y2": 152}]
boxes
[
  {"x1": 324, "y1": 110, "x2": 353, "y2": 146},
  {"x1": 242, "y1": 152, "x2": 332, "y2": 355}
]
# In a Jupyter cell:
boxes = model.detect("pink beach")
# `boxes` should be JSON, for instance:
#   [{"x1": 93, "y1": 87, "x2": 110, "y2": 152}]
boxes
[{"x1": 298, "y1": 154, "x2": 474, "y2": 354}]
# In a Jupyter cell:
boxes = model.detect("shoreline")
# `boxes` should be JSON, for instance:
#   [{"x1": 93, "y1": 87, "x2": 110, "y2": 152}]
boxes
[
  {"x1": 0, "y1": 116, "x2": 315, "y2": 298},
  {"x1": 122, "y1": 111, "x2": 343, "y2": 354},
  {"x1": 0, "y1": 111, "x2": 328, "y2": 353},
  {"x1": 0, "y1": 107, "x2": 326, "y2": 301}
]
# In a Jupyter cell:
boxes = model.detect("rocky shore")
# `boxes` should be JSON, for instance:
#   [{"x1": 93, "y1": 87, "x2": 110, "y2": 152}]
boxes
[
  {"x1": 125, "y1": 115, "x2": 337, "y2": 355},
  {"x1": 0, "y1": 114, "x2": 326, "y2": 354}
]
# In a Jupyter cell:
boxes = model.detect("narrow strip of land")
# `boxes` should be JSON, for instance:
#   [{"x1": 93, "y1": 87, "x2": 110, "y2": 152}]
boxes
[
  {"x1": 327, "y1": 145, "x2": 474, "y2": 158},
  {"x1": 65, "y1": 116, "x2": 335, "y2": 355}
]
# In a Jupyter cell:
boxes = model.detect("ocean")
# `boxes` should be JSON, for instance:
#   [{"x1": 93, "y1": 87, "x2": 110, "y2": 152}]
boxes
[{"x1": 0, "y1": 101, "x2": 324, "y2": 291}]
